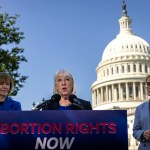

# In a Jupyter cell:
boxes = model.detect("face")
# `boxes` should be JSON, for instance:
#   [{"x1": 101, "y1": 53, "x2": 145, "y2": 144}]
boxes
[
  {"x1": 0, "y1": 80, "x2": 10, "y2": 97},
  {"x1": 145, "y1": 77, "x2": 150, "y2": 96},
  {"x1": 55, "y1": 73, "x2": 73, "y2": 98}
]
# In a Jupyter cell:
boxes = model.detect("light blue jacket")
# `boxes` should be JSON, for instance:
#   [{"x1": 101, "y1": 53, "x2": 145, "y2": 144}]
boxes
[
  {"x1": 0, "y1": 96, "x2": 21, "y2": 111},
  {"x1": 133, "y1": 100, "x2": 150, "y2": 150}
]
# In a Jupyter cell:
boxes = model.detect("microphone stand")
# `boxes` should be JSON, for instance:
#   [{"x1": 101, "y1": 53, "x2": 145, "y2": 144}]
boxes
[
  {"x1": 35, "y1": 100, "x2": 51, "y2": 110},
  {"x1": 35, "y1": 94, "x2": 61, "y2": 110},
  {"x1": 72, "y1": 103, "x2": 85, "y2": 110}
]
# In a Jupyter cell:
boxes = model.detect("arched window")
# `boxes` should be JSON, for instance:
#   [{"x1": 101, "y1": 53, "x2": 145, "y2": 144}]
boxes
[
  {"x1": 111, "y1": 67, "x2": 113, "y2": 75},
  {"x1": 139, "y1": 64, "x2": 142, "y2": 72},
  {"x1": 127, "y1": 64, "x2": 130, "y2": 72},
  {"x1": 122, "y1": 65, "x2": 124, "y2": 73},
  {"x1": 145, "y1": 65, "x2": 148, "y2": 73},
  {"x1": 116, "y1": 66, "x2": 119, "y2": 74},
  {"x1": 134, "y1": 64, "x2": 136, "y2": 72}
]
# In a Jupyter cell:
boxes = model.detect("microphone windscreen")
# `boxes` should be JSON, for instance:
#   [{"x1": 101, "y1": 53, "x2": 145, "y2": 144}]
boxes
[
  {"x1": 69, "y1": 94, "x2": 77, "y2": 103},
  {"x1": 51, "y1": 94, "x2": 61, "y2": 102}
]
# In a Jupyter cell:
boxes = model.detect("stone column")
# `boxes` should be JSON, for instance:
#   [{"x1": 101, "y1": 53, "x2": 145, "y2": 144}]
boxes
[
  {"x1": 92, "y1": 90, "x2": 95, "y2": 107},
  {"x1": 97, "y1": 88, "x2": 100, "y2": 105},
  {"x1": 142, "y1": 64, "x2": 145, "y2": 73},
  {"x1": 101, "y1": 87, "x2": 103, "y2": 103},
  {"x1": 140, "y1": 82, "x2": 144, "y2": 100},
  {"x1": 111, "y1": 84, "x2": 114, "y2": 101},
  {"x1": 109, "y1": 87, "x2": 111, "y2": 102},
  {"x1": 136, "y1": 63, "x2": 139, "y2": 73},
  {"x1": 148, "y1": 65, "x2": 150, "y2": 73},
  {"x1": 133, "y1": 82, "x2": 136, "y2": 100},
  {"x1": 131, "y1": 63, "x2": 134, "y2": 73},
  {"x1": 118, "y1": 83, "x2": 121, "y2": 101},
  {"x1": 125, "y1": 63, "x2": 128, "y2": 73},
  {"x1": 95, "y1": 89, "x2": 98, "y2": 105}
]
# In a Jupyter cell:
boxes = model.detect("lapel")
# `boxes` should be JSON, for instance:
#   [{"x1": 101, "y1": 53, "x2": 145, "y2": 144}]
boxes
[{"x1": 47, "y1": 102, "x2": 59, "y2": 110}]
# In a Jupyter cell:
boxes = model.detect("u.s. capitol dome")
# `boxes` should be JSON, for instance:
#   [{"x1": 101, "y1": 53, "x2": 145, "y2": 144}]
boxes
[{"x1": 91, "y1": 1, "x2": 150, "y2": 150}]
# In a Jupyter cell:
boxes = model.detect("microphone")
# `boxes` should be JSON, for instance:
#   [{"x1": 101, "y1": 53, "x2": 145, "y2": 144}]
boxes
[
  {"x1": 35, "y1": 94, "x2": 61, "y2": 110},
  {"x1": 69, "y1": 94, "x2": 85, "y2": 110},
  {"x1": 50, "y1": 94, "x2": 61, "y2": 102}
]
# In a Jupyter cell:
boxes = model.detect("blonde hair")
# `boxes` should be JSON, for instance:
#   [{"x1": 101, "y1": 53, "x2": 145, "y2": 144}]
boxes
[
  {"x1": 0, "y1": 72, "x2": 14, "y2": 95},
  {"x1": 53, "y1": 69, "x2": 76, "y2": 94}
]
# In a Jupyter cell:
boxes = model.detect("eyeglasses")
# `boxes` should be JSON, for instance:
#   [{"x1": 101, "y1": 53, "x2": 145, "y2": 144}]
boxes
[{"x1": 145, "y1": 82, "x2": 150, "y2": 88}]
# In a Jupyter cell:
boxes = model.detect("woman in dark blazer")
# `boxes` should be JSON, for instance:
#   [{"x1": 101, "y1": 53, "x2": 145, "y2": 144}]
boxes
[
  {"x1": 42, "y1": 69, "x2": 92, "y2": 110},
  {"x1": 0, "y1": 72, "x2": 21, "y2": 110}
]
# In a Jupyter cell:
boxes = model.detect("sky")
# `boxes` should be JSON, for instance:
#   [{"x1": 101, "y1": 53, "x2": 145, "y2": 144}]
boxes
[{"x1": 1, "y1": 0, "x2": 150, "y2": 110}]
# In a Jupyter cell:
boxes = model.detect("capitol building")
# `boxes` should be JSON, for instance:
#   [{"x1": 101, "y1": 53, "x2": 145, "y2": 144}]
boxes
[{"x1": 91, "y1": 1, "x2": 150, "y2": 150}]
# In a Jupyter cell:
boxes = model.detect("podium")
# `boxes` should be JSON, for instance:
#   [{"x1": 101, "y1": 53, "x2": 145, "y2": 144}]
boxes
[{"x1": 0, "y1": 110, "x2": 128, "y2": 150}]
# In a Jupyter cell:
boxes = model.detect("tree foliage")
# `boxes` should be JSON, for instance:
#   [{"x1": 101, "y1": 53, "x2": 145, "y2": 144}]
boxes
[{"x1": 0, "y1": 11, "x2": 28, "y2": 96}]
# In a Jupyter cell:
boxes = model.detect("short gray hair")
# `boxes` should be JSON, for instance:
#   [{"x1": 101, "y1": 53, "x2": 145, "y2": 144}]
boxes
[{"x1": 53, "y1": 69, "x2": 76, "y2": 94}]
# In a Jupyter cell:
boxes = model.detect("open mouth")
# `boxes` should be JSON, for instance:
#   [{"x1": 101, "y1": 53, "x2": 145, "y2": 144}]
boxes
[{"x1": 62, "y1": 87, "x2": 67, "y2": 90}]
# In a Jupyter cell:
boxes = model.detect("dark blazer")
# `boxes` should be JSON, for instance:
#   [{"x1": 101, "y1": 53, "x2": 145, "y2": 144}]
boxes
[
  {"x1": 0, "y1": 96, "x2": 22, "y2": 111},
  {"x1": 42, "y1": 99, "x2": 92, "y2": 110},
  {"x1": 133, "y1": 100, "x2": 150, "y2": 150}
]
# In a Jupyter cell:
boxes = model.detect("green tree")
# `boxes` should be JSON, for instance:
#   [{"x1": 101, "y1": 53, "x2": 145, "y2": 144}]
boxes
[{"x1": 0, "y1": 11, "x2": 28, "y2": 96}]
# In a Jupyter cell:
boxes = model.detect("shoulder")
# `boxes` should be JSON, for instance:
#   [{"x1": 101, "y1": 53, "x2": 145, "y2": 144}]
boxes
[
  {"x1": 78, "y1": 99, "x2": 92, "y2": 110},
  {"x1": 136, "y1": 100, "x2": 149, "y2": 110},
  {"x1": 12, "y1": 99, "x2": 21, "y2": 105},
  {"x1": 79, "y1": 99, "x2": 90, "y2": 104},
  {"x1": 7, "y1": 97, "x2": 22, "y2": 110}
]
